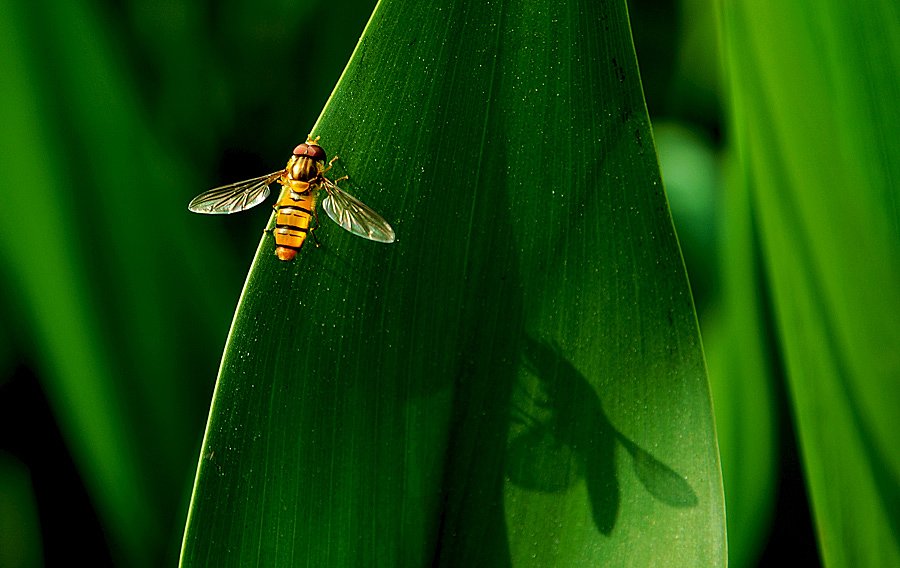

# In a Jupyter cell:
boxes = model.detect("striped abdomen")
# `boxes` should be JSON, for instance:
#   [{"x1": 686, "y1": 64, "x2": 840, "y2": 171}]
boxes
[{"x1": 273, "y1": 185, "x2": 316, "y2": 261}]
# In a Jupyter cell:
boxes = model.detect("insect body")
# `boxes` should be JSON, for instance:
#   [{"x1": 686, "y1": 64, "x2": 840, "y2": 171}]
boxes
[
  {"x1": 272, "y1": 184, "x2": 317, "y2": 259},
  {"x1": 188, "y1": 137, "x2": 395, "y2": 261}
]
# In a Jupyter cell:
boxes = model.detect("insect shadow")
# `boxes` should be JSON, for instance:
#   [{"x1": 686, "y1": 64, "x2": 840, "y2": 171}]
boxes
[{"x1": 507, "y1": 335, "x2": 698, "y2": 535}]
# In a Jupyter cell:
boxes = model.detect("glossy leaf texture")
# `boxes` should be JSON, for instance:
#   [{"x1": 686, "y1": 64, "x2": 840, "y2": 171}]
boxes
[
  {"x1": 721, "y1": 0, "x2": 900, "y2": 565},
  {"x1": 181, "y1": 0, "x2": 726, "y2": 566}
]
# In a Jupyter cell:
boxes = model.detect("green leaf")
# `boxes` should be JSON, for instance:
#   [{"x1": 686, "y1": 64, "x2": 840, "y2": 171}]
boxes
[
  {"x1": 703, "y1": 155, "x2": 778, "y2": 568},
  {"x1": 181, "y1": 0, "x2": 725, "y2": 565},
  {"x1": 721, "y1": 1, "x2": 900, "y2": 565},
  {"x1": 0, "y1": 452, "x2": 44, "y2": 567}
]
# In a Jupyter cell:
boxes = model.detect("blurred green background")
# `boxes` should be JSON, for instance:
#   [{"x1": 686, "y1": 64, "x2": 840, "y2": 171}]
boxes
[{"x1": 2, "y1": 0, "x2": 899, "y2": 566}]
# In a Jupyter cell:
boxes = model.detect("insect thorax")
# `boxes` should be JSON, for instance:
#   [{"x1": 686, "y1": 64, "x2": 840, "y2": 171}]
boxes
[{"x1": 286, "y1": 155, "x2": 322, "y2": 183}]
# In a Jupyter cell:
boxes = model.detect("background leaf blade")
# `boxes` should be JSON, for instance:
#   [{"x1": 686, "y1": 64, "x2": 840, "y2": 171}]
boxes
[{"x1": 720, "y1": 0, "x2": 900, "y2": 565}]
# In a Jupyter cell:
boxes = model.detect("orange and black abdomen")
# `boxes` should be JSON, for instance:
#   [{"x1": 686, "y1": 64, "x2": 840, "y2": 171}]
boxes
[{"x1": 273, "y1": 186, "x2": 315, "y2": 261}]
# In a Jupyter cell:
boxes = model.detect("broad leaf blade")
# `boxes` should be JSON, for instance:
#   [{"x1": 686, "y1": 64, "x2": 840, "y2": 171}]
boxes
[{"x1": 181, "y1": 0, "x2": 725, "y2": 565}]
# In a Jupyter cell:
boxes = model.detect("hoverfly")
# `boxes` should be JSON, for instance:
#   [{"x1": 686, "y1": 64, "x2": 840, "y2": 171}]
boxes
[{"x1": 188, "y1": 137, "x2": 395, "y2": 261}]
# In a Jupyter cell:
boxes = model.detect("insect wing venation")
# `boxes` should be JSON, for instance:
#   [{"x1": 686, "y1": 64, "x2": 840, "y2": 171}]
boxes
[
  {"x1": 321, "y1": 180, "x2": 396, "y2": 243},
  {"x1": 188, "y1": 171, "x2": 283, "y2": 214}
]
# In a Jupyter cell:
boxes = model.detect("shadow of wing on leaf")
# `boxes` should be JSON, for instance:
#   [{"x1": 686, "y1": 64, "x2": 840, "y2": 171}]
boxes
[
  {"x1": 506, "y1": 423, "x2": 582, "y2": 492},
  {"x1": 617, "y1": 436, "x2": 699, "y2": 508},
  {"x1": 507, "y1": 334, "x2": 697, "y2": 536}
]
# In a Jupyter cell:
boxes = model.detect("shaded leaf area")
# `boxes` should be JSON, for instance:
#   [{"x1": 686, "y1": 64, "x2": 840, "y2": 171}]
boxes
[
  {"x1": 509, "y1": 335, "x2": 698, "y2": 536},
  {"x1": 721, "y1": 1, "x2": 900, "y2": 565},
  {"x1": 181, "y1": 0, "x2": 725, "y2": 565}
]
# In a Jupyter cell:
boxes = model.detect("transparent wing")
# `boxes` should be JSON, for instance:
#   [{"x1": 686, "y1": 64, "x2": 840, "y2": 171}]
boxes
[
  {"x1": 321, "y1": 179, "x2": 396, "y2": 243},
  {"x1": 188, "y1": 171, "x2": 283, "y2": 214}
]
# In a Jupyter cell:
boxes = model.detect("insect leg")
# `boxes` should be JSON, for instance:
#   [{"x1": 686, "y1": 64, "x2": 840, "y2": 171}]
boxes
[
  {"x1": 322, "y1": 155, "x2": 339, "y2": 174},
  {"x1": 309, "y1": 207, "x2": 321, "y2": 247},
  {"x1": 263, "y1": 210, "x2": 277, "y2": 234}
]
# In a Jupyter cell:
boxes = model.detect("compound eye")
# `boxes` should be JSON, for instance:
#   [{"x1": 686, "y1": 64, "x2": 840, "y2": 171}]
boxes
[{"x1": 292, "y1": 143, "x2": 327, "y2": 162}]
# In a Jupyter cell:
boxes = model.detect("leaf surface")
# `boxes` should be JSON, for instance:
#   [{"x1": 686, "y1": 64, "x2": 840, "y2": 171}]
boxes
[{"x1": 181, "y1": 0, "x2": 726, "y2": 565}]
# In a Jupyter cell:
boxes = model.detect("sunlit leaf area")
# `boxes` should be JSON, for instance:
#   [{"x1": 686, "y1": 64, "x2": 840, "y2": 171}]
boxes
[{"x1": 2, "y1": 0, "x2": 898, "y2": 566}]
